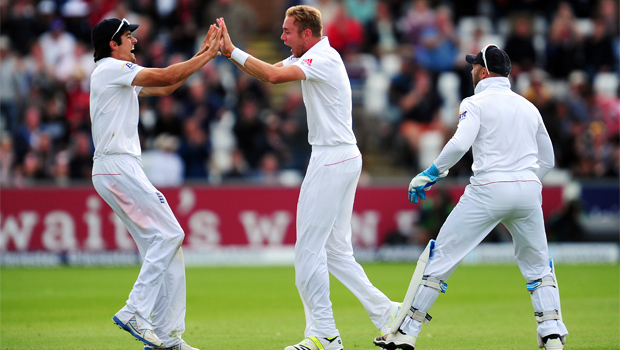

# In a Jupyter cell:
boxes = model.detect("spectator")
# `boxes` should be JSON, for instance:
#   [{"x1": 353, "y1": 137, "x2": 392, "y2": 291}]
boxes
[
  {"x1": 414, "y1": 5, "x2": 459, "y2": 73},
  {"x1": 279, "y1": 90, "x2": 311, "y2": 172},
  {"x1": 583, "y1": 18, "x2": 617, "y2": 77},
  {"x1": 142, "y1": 133, "x2": 185, "y2": 187},
  {"x1": 178, "y1": 117, "x2": 210, "y2": 180},
  {"x1": 2, "y1": 0, "x2": 42, "y2": 56},
  {"x1": 596, "y1": 0, "x2": 619, "y2": 37},
  {"x1": 547, "y1": 199, "x2": 585, "y2": 242},
  {"x1": 344, "y1": 0, "x2": 377, "y2": 26},
  {"x1": 233, "y1": 98, "x2": 270, "y2": 168},
  {"x1": 68, "y1": 131, "x2": 93, "y2": 180},
  {"x1": 222, "y1": 148, "x2": 250, "y2": 181},
  {"x1": 37, "y1": 19, "x2": 77, "y2": 79},
  {"x1": 307, "y1": 0, "x2": 339, "y2": 26},
  {"x1": 363, "y1": 0, "x2": 402, "y2": 56},
  {"x1": 202, "y1": 0, "x2": 256, "y2": 48},
  {"x1": 16, "y1": 151, "x2": 46, "y2": 186},
  {"x1": 14, "y1": 106, "x2": 45, "y2": 164},
  {"x1": 61, "y1": 0, "x2": 92, "y2": 44},
  {"x1": 37, "y1": 131, "x2": 57, "y2": 178},
  {"x1": 1, "y1": 0, "x2": 618, "y2": 187},
  {"x1": 153, "y1": 95, "x2": 184, "y2": 138},
  {"x1": 0, "y1": 36, "x2": 27, "y2": 134},
  {"x1": 389, "y1": 65, "x2": 444, "y2": 169},
  {"x1": 0, "y1": 132, "x2": 16, "y2": 186},
  {"x1": 324, "y1": 4, "x2": 365, "y2": 55},
  {"x1": 166, "y1": 0, "x2": 201, "y2": 57},
  {"x1": 503, "y1": 15, "x2": 538, "y2": 75},
  {"x1": 400, "y1": 0, "x2": 435, "y2": 46},
  {"x1": 249, "y1": 152, "x2": 281, "y2": 185},
  {"x1": 545, "y1": 2, "x2": 585, "y2": 78}
]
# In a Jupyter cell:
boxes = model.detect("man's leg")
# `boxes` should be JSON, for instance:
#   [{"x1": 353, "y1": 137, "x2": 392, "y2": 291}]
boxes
[
  {"x1": 94, "y1": 158, "x2": 185, "y2": 331},
  {"x1": 151, "y1": 247, "x2": 187, "y2": 347},
  {"x1": 398, "y1": 185, "x2": 502, "y2": 337},
  {"x1": 294, "y1": 152, "x2": 340, "y2": 338},
  {"x1": 294, "y1": 146, "x2": 362, "y2": 339},
  {"x1": 324, "y1": 157, "x2": 392, "y2": 331},
  {"x1": 502, "y1": 183, "x2": 568, "y2": 348}
]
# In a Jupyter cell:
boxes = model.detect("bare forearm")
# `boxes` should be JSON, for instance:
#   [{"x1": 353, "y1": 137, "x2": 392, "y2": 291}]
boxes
[
  {"x1": 232, "y1": 59, "x2": 268, "y2": 82},
  {"x1": 165, "y1": 52, "x2": 215, "y2": 84},
  {"x1": 242, "y1": 56, "x2": 282, "y2": 84}
]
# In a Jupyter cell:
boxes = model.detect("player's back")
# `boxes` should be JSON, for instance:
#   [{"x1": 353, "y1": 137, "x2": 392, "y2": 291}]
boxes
[{"x1": 464, "y1": 77, "x2": 542, "y2": 176}]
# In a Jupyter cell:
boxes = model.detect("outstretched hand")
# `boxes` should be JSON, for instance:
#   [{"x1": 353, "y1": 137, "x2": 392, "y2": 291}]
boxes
[
  {"x1": 197, "y1": 24, "x2": 222, "y2": 59},
  {"x1": 206, "y1": 24, "x2": 223, "y2": 59},
  {"x1": 216, "y1": 17, "x2": 236, "y2": 58}
]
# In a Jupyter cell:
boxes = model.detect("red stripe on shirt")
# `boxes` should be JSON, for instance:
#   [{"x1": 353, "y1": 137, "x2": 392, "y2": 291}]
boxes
[
  {"x1": 324, "y1": 154, "x2": 361, "y2": 166},
  {"x1": 472, "y1": 179, "x2": 541, "y2": 186}
]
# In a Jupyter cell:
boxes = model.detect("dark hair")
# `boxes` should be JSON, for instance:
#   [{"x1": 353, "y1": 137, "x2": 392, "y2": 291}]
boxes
[{"x1": 93, "y1": 32, "x2": 124, "y2": 62}]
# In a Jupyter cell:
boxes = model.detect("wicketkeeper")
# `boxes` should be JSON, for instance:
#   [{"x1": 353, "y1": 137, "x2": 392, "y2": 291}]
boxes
[{"x1": 374, "y1": 45, "x2": 569, "y2": 350}]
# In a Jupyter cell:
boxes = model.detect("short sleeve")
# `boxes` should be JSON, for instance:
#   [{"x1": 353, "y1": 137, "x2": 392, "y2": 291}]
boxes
[
  {"x1": 105, "y1": 61, "x2": 145, "y2": 87},
  {"x1": 292, "y1": 54, "x2": 328, "y2": 82},
  {"x1": 282, "y1": 55, "x2": 298, "y2": 67}
]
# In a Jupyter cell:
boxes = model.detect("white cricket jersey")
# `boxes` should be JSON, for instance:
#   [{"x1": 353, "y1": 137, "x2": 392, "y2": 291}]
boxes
[
  {"x1": 90, "y1": 57, "x2": 145, "y2": 161},
  {"x1": 282, "y1": 37, "x2": 357, "y2": 146},
  {"x1": 434, "y1": 77, "x2": 555, "y2": 183}
]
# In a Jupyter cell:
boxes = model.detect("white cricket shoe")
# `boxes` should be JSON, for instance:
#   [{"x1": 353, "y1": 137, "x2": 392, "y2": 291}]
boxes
[
  {"x1": 284, "y1": 336, "x2": 343, "y2": 350},
  {"x1": 542, "y1": 335, "x2": 564, "y2": 350},
  {"x1": 145, "y1": 342, "x2": 199, "y2": 350},
  {"x1": 113, "y1": 315, "x2": 164, "y2": 348},
  {"x1": 380, "y1": 302, "x2": 402, "y2": 336},
  {"x1": 373, "y1": 331, "x2": 417, "y2": 350}
]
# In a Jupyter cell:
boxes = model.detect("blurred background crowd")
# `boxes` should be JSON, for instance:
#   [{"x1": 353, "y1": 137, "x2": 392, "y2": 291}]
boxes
[{"x1": 0, "y1": 0, "x2": 618, "y2": 189}]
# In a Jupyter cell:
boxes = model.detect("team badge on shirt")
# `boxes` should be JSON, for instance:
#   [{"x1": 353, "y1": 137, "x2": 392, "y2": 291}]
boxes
[
  {"x1": 459, "y1": 110, "x2": 467, "y2": 121},
  {"x1": 123, "y1": 62, "x2": 136, "y2": 69}
]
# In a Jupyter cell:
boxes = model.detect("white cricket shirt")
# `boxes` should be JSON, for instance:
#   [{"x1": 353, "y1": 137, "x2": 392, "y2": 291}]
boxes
[
  {"x1": 434, "y1": 77, "x2": 555, "y2": 183},
  {"x1": 282, "y1": 37, "x2": 357, "y2": 146},
  {"x1": 90, "y1": 57, "x2": 145, "y2": 161}
]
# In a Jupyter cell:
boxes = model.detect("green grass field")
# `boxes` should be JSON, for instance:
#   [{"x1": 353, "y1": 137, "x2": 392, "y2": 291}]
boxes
[{"x1": 1, "y1": 263, "x2": 618, "y2": 350}]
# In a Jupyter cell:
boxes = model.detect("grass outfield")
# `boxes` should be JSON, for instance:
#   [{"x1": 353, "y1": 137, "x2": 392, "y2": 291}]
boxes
[{"x1": 1, "y1": 263, "x2": 618, "y2": 350}]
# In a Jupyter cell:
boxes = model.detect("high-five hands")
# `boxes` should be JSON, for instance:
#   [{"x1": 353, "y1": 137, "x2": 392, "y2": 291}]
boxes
[
  {"x1": 216, "y1": 17, "x2": 236, "y2": 58},
  {"x1": 408, "y1": 163, "x2": 449, "y2": 204},
  {"x1": 197, "y1": 24, "x2": 222, "y2": 59}
]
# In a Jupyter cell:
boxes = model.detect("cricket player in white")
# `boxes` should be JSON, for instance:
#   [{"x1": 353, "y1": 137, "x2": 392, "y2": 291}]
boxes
[
  {"x1": 215, "y1": 6, "x2": 399, "y2": 350},
  {"x1": 374, "y1": 45, "x2": 569, "y2": 350},
  {"x1": 89, "y1": 18, "x2": 221, "y2": 350}
]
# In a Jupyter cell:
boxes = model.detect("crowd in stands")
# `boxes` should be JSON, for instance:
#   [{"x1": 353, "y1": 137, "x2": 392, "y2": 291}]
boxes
[{"x1": 0, "y1": 0, "x2": 618, "y2": 188}]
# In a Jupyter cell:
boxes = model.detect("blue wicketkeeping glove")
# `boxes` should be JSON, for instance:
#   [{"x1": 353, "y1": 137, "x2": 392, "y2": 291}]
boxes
[{"x1": 408, "y1": 163, "x2": 449, "y2": 204}]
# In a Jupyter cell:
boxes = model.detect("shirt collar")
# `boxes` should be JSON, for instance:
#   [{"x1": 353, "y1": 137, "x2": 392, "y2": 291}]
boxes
[
  {"x1": 303, "y1": 36, "x2": 330, "y2": 57},
  {"x1": 474, "y1": 76, "x2": 511, "y2": 94},
  {"x1": 96, "y1": 57, "x2": 113, "y2": 66}
]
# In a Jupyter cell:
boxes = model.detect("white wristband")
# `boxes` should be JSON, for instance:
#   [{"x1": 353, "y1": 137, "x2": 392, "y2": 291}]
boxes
[{"x1": 230, "y1": 48, "x2": 251, "y2": 67}]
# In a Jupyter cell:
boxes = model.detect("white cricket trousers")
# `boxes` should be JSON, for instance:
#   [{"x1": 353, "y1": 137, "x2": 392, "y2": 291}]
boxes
[
  {"x1": 92, "y1": 155, "x2": 187, "y2": 347},
  {"x1": 402, "y1": 177, "x2": 568, "y2": 339},
  {"x1": 295, "y1": 144, "x2": 392, "y2": 338}
]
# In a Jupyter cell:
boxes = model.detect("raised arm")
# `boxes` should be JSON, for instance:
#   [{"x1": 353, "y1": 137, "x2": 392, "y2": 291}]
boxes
[
  {"x1": 137, "y1": 25, "x2": 221, "y2": 97},
  {"x1": 217, "y1": 17, "x2": 305, "y2": 84}
]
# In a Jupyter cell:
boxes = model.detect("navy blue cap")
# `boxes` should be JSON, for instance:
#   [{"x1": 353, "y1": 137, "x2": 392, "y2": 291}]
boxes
[
  {"x1": 91, "y1": 18, "x2": 139, "y2": 50},
  {"x1": 465, "y1": 45, "x2": 511, "y2": 76}
]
